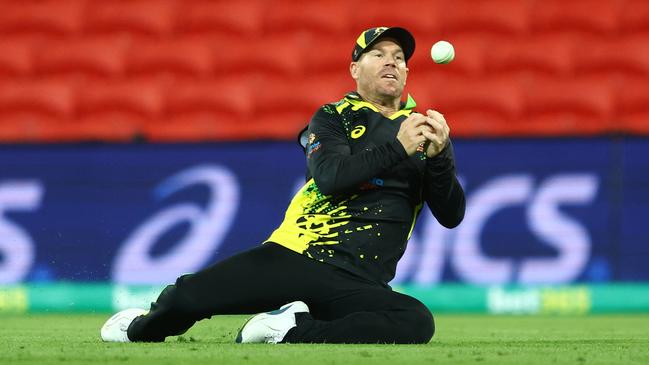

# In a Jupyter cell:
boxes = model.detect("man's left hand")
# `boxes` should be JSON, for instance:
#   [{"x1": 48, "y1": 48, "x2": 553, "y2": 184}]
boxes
[{"x1": 421, "y1": 109, "x2": 450, "y2": 158}]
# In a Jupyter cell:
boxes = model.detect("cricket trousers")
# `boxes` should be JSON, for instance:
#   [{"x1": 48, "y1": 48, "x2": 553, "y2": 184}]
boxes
[{"x1": 127, "y1": 243, "x2": 434, "y2": 344}]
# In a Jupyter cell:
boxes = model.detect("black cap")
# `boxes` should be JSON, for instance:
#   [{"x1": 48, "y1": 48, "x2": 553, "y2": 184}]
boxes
[{"x1": 351, "y1": 27, "x2": 416, "y2": 62}]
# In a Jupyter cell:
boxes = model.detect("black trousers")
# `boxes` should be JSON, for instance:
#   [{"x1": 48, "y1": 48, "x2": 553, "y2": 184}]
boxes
[{"x1": 127, "y1": 243, "x2": 434, "y2": 344}]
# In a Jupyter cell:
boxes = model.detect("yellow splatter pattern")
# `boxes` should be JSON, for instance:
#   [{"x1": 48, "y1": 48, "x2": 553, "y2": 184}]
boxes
[{"x1": 266, "y1": 179, "x2": 365, "y2": 256}]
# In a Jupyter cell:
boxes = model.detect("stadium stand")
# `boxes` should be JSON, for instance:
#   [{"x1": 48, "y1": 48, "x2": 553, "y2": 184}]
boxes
[
  {"x1": 0, "y1": 0, "x2": 647, "y2": 142},
  {"x1": 616, "y1": 77, "x2": 649, "y2": 134},
  {"x1": 573, "y1": 35, "x2": 649, "y2": 77},
  {"x1": 437, "y1": 0, "x2": 531, "y2": 36},
  {"x1": 125, "y1": 38, "x2": 214, "y2": 78},
  {"x1": 0, "y1": 79, "x2": 77, "y2": 141},
  {"x1": 484, "y1": 34, "x2": 575, "y2": 77},
  {"x1": 530, "y1": 0, "x2": 622, "y2": 35},
  {"x1": 264, "y1": 0, "x2": 353, "y2": 36},
  {"x1": 0, "y1": 0, "x2": 84, "y2": 37},
  {"x1": 620, "y1": 0, "x2": 649, "y2": 34},
  {"x1": 175, "y1": 0, "x2": 266, "y2": 36},
  {"x1": 353, "y1": 0, "x2": 441, "y2": 36},
  {"x1": 83, "y1": 0, "x2": 176, "y2": 38},
  {"x1": 522, "y1": 76, "x2": 615, "y2": 135},
  {"x1": 408, "y1": 74, "x2": 523, "y2": 136},
  {"x1": 0, "y1": 37, "x2": 36, "y2": 77},
  {"x1": 34, "y1": 36, "x2": 129, "y2": 79},
  {"x1": 75, "y1": 79, "x2": 164, "y2": 141}
]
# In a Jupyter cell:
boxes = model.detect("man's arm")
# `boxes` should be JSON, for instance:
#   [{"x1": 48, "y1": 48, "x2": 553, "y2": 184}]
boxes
[
  {"x1": 305, "y1": 106, "x2": 408, "y2": 196},
  {"x1": 423, "y1": 141, "x2": 465, "y2": 228}
]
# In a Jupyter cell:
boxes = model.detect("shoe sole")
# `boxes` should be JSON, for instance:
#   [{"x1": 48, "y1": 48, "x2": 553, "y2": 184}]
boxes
[{"x1": 235, "y1": 301, "x2": 308, "y2": 344}]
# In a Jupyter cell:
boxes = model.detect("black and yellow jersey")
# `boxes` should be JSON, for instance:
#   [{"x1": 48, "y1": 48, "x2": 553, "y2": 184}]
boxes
[{"x1": 266, "y1": 92, "x2": 465, "y2": 285}]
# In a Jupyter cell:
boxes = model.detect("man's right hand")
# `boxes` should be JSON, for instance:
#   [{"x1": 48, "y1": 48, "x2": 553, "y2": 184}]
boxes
[{"x1": 396, "y1": 113, "x2": 433, "y2": 156}]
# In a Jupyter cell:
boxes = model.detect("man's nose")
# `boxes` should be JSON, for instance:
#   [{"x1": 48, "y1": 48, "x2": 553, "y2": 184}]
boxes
[{"x1": 384, "y1": 55, "x2": 397, "y2": 66}]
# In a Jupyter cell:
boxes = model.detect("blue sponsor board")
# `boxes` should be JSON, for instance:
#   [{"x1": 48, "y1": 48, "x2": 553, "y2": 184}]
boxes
[{"x1": 0, "y1": 138, "x2": 647, "y2": 285}]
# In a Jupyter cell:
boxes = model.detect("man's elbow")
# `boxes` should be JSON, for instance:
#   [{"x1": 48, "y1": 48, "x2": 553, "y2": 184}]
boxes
[
  {"x1": 440, "y1": 209, "x2": 465, "y2": 228},
  {"x1": 437, "y1": 202, "x2": 465, "y2": 229}
]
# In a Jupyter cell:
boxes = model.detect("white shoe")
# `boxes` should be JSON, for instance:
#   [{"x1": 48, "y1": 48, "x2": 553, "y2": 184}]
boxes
[
  {"x1": 100, "y1": 308, "x2": 148, "y2": 342},
  {"x1": 235, "y1": 301, "x2": 309, "y2": 344}
]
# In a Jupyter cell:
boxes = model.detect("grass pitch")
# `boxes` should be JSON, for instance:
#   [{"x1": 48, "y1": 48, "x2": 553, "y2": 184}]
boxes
[{"x1": 1, "y1": 314, "x2": 648, "y2": 365}]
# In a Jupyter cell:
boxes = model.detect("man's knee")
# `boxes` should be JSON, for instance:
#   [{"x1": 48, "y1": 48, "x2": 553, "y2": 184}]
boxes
[
  {"x1": 155, "y1": 275, "x2": 201, "y2": 313},
  {"x1": 407, "y1": 305, "x2": 435, "y2": 344}
]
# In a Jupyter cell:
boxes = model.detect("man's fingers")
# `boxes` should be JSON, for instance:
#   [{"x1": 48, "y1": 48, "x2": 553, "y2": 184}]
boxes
[
  {"x1": 407, "y1": 114, "x2": 428, "y2": 127},
  {"x1": 425, "y1": 117, "x2": 441, "y2": 130},
  {"x1": 416, "y1": 124, "x2": 434, "y2": 136},
  {"x1": 422, "y1": 129, "x2": 442, "y2": 144},
  {"x1": 426, "y1": 110, "x2": 446, "y2": 124}
]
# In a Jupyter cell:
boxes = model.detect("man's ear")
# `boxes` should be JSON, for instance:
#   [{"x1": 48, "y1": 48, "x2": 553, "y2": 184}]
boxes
[{"x1": 350, "y1": 62, "x2": 359, "y2": 80}]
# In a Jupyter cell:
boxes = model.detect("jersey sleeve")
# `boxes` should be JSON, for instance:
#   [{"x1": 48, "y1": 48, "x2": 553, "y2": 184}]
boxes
[
  {"x1": 422, "y1": 141, "x2": 466, "y2": 228},
  {"x1": 305, "y1": 105, "x2": 408, "y2": 196}
]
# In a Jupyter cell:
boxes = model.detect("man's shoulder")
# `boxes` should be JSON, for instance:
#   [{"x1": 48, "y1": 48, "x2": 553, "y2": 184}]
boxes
[{"x1": 316, "y1": 93, "x2": 356, "y2": 115}]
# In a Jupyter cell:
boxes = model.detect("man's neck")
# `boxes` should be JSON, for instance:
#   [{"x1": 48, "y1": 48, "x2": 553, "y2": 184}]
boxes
[{"x1": 357, "y1": 91, "x2": 401, "y2": 117}]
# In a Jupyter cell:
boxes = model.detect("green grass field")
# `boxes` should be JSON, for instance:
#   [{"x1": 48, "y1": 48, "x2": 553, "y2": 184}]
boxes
[{"x1": 1, "y1": 314, "x2": 648, "y2": 365}]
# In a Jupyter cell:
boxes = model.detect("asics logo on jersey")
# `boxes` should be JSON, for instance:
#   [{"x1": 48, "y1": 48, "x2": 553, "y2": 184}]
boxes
[{"x1": 351, "y1": 125, "x2": 366, "y2": 139}]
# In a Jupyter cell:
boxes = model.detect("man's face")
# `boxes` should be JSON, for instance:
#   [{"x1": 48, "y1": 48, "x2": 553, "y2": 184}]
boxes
[{"x1": 350, "y1": 38, "x2": 409, "y2": 99}]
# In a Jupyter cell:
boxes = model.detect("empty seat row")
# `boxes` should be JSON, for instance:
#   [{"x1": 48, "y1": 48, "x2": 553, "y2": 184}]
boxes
[
  {"x1": 1, "y1": 74, "x2": 648, "y2": 141},
  {"x1": 0, "y1": 76, "x2": 351, "y2": 118},
  {"x1": 2, "y1": 34, "x2": 649, "y2": 78},
  {"x1": 2, "y1": 109, "x2": 648, "y2": 142},
  {"x1": 2, "y1": 0, "x2": 649, "y2": 38}
]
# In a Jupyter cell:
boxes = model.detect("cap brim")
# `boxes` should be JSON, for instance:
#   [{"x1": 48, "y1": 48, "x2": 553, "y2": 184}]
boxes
[{"x1": 367, "y1": 27, "x2": 416, "y2": 62}]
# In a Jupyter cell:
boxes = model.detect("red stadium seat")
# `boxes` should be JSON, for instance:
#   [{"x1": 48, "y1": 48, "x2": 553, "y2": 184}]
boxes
[
  {"x1": 522, "y1": 76, "x2": 615, "y2": 135},
  {"x1": 144, "y1": 115, "x2": 262, "y2": 141},
  {"x1": 0, "y1": 79, "x2": 77, "y2": 142},
  {"x1": 485, "y1": 35, "x2": 575, "y2": 77},
  {"x1": 74, "y1": 116, "x2": 142, "y2": 142},
  {"x1": 125, "y1": 38, "x2": 214, "y2": 77},
  {"x1": 34, "y1": 36, "x2": 129, "y2": 78},
  {"x1": 437, "y1": 0, "x2": 530, "y2": 36},
  {"x1": 266, "y1": 0, "x2": 439, "y2": 37},
  {"x1": 263, "y1": 0, "x2": 352, "y2": 35},
  {"x1": 0, "y1": 116, "x2": 85, "y2": 143},
  {"x1": 255, "y1": 113, "x2": 311, "y2": 140},
  {"x1": 175, "y1": 0, "x2": 265, "y2": 36},
  {"x1": 574, "y1": 35, "x2": 649, "y2": 77},
  {"x1": 620, "y1": 0, "x2": 649, "y2": 34},
  {"x1": 302, "y1": 37, "x2": 351, "y2": 74},
  {"x1": 75, "y1": 79, "x2": 165, "y2": 142},
  {"x1": 252, "y1": 74, "x2": 352, "y2": 140},
  {"x1": 149, "y1": 77, "x2": 257, "y2": 141},
  {"x1": 213, "y1": 35, "x2": 304, "y2": 76},
  {"x1": 355, "y1": 0, "x2": 444, "y2": 35},
  {"x1": 84, "y1": 0, "x2": 176, "y2": 37},
  {"x1": 616, "y1": 77, "x2": 649, "y2": 134},
  {"x1": 0, "y1": 80, "x2": 74, "y2": 118},
  {"x1": 408, "y1": 74, "x2": 523, "y2": 136},
  {"x1": 254, "y1": 74, "x2": 351, "y2": 115},
  {"x1": 165, "y1": 78, "x2": 253, "y2": 118},
  {"x1": 531, "y1": 0, "x2": 622, "y2": 35},
  {"x1": 0, "y1": 0, "x2": 83, "y2": 36},
  {"x1": 0, "y1": 37, "x2": 37, "y2": 77},
  {"x1": 76, "y1": 79, "x2": 164, "y2": 119}
]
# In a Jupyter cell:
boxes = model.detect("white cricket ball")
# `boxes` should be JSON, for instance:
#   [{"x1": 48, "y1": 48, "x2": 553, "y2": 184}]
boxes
[{"x1": 431, "y1": 40, "x2": 455, "y2": 64}]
